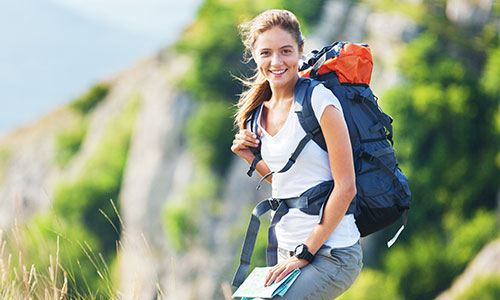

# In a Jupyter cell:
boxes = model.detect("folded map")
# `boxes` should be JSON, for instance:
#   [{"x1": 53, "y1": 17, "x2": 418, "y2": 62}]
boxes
[{"x1": 232, "y1": 267, "x2": 301, "y2": 299}]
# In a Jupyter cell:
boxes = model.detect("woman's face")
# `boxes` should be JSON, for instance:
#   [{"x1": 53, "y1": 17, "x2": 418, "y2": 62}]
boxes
[{"x1": 252, "y1": 26, "x2": 302, "y2": 92}]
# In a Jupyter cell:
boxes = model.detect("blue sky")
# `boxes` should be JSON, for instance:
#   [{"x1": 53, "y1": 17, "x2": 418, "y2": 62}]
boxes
[{"x1": 0, "y1": 0, "x2": 201, "y2": 137}]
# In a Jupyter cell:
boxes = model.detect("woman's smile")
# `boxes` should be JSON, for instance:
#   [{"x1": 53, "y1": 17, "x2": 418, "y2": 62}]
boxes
[{"x1": 270, "y1": 69, "x2": 288, "y2": 76}]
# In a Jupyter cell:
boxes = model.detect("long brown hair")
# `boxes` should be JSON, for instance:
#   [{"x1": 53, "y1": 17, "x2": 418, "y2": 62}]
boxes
[{"x1": 234, "y1": 9, "x2": 304, "y2": 129}]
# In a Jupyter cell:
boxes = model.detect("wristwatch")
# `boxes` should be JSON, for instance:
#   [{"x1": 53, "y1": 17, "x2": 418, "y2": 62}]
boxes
[{"x1": 294, "y1": 243, "x2": 315, "y2": 263}]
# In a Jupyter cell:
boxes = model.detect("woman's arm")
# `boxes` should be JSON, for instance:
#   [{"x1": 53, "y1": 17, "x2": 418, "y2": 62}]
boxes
[
  {"x1": 264, "y1": 104, "x2": 356, "y2": 285},
  {"x1": 302, "y1": 104, "x2": 356, "y2": 253},
  {"x1": 231, "y1": 128, "x2": 273, "y2": 183}
]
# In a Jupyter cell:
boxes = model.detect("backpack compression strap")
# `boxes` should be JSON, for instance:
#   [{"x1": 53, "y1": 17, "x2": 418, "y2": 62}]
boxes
[{"x1": 354, "y1": 87, "x2": 394, "y2": 145}]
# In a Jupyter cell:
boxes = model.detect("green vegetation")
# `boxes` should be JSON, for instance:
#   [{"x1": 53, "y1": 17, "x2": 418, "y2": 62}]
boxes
[
  {"x1": 15, "y1": 94, "x2": 142, "y2": 296},
  {"x1": 339, "y1": 269, "x2": 402, "y2": 300},
  {"x1": 364, "y1": 1, "x2": 500, "y2": 299},
  {"x1": 0, "y1": 147, "x2": 12, "y2": 185},
  {"x1": 55, "y1": 116, "x2": 88, "y2": 167},
  {"x1": 164, "y1": 172, "x2": 221, "y2": 252},
  {"x1": 184, "y1": 100, "x2": 234, "y2": 173},
  {"x1": 54, "y1": 94, "x2": 141, "y2": 254},
  {"x1": 55, "y1": 82, "x2": 110, "y2": 167},
  {"x1": 71, "y1": 83, "x2": 110, "y2": 115},
  {"x1": 457, "y1": 274, "x2": 500, "y2": 300}
]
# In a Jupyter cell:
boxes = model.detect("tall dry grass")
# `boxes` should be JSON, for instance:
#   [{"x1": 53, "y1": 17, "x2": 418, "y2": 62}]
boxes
[{"x1": 0, "y1": 199, "x2": 164, "y2": 300}]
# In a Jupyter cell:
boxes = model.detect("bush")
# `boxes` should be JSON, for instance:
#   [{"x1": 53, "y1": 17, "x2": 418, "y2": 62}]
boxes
[
  {"x1": 50, "y1": 95, "x2": 140, "y2": 292},
  {"x1": 4, "y1": 213, "x2": 110, "y2": 298},
  {"x1": 184, "y1": 100, "x2": 235, "y2": 173},
  {"x1": 55, "y1": 117, "x2": 88, "y2": 167},
  {"x1": 163, "y1": 172, "x2": 219, "y2": 252},
  {"x1": 71, "y1": 83, "x2": 109, "y2": 115},
  {"x1": 338, "y1": 268, "x2": 402, "y2": 300},
  {"x1": 456, "y1": 275, "x2": 500, "y2": 300}
]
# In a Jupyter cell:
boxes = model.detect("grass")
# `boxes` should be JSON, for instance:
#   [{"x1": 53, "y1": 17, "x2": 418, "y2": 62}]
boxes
[{"x1": 0, "y1": 200, "x2": 165, "y2": 300}]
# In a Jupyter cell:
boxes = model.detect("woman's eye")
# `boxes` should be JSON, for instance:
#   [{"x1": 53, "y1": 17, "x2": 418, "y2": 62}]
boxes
[
  {"x1": 282, "y1": 49, "x2": 292, "y2": 54},
  {"x1": 260, "y1": 51, "x2": 270, "y2": 56}
]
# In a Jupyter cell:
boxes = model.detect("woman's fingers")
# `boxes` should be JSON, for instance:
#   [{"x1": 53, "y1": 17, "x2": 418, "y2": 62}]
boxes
[
  {"x1": 274, "y1": 265, "x2": 292, "y2": 283},
  {"x1": 264, "y1": 264, "x2": 285, "y2": 287},
  {"x1": 235, "y1": 130, "x2": 259, "y2": 147}
]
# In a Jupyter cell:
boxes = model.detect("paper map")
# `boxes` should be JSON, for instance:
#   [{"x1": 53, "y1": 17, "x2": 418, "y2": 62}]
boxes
[{"x1": 232, "y1": 267, "x2": 301, "y2": 299}]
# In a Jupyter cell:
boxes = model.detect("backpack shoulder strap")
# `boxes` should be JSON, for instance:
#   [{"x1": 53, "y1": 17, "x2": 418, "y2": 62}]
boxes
[
  {"x1": 294, "y1": 78, "x2": 327, "y2": 151},
  {"x1": 246, "y1": 105, "x2": 263, "y2": 177}
]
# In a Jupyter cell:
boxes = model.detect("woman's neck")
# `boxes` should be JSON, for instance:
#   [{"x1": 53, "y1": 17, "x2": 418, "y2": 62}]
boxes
[{"x1": 269, "y1": 75, "x2": 299, "y2": 104}]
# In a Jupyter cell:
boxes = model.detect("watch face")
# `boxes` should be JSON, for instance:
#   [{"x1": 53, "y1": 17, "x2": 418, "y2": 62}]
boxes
[{"x1": 295, "y1": 244, "x2": 304, "y2": 256}]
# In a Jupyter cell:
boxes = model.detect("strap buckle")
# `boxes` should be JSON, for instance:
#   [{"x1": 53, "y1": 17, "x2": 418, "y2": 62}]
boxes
[{"x1": 268, "y1": 198, "x2": 280, "y2": 211}]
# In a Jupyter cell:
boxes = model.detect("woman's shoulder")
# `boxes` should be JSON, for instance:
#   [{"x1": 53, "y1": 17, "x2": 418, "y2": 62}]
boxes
[{"x1": 309, "y1": 82, "x2": 343, "y2": 121}]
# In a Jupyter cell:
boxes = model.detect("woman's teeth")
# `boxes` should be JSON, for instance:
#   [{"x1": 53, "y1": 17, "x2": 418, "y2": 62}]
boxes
[{"x1": 270, "y1": 69, "x2": 286, "y2": 75}]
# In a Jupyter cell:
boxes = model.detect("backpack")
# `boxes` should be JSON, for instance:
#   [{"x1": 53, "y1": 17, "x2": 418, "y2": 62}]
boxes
[
  {"x1": 296, "y1": 42, "x2": 411, "y2": 244},
  {"x1": 232, "y1": 41, "x2": 411, "y2": 287}
]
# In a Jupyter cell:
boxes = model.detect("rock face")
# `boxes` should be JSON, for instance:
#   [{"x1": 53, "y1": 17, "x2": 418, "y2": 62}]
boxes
[
  {"x1": 435, "y1": 239, "x2": 500, "y2": 300},
  {"x1": 0, "y1": 107, "x2": 74, "y2": 227}
]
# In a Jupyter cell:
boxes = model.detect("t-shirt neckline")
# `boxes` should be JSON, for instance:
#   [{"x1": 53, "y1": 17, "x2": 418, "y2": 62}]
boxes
[{"x1": 257, "y1": 100, "x2": 295, "y2": 139}]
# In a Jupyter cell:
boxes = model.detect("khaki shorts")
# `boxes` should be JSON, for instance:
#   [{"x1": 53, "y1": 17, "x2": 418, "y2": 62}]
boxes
[{"x1": 269, "y1": 241, "x2": 363, "y2": 300}]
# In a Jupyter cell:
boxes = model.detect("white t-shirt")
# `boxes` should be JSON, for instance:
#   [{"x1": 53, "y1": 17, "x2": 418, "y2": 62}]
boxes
[{"x1": 256, "y1": 83, "x2": 360, "y2": 251}]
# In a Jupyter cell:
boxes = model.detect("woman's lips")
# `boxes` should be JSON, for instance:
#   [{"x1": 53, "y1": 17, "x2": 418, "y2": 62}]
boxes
[{"x1": 270, "y1": 69, "x2": 287, "y2": 76}]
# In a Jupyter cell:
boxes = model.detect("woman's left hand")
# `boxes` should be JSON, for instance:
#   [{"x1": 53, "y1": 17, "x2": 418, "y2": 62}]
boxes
[{"x1": 264, "y1": 256, "x2": 309, "y2": 287}]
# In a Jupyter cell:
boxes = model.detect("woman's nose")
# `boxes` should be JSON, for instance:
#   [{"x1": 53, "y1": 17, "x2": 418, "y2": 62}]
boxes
[{"x1": 271, "y1": 53, "x2": 282, "y2": 66}]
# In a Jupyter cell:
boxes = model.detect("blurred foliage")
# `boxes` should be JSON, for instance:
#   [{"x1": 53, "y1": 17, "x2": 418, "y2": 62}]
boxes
[
  {"x1": 375, "y1": 1, "x2": 500, "y2": 299},
  {"x1": 0, "y1": 147, "x2": 12, "y2": 185},
  {"x1": 184, "y1": 100, "x2": 234, "y2": 173},
  {"x1": 339, "y1": 268, "x2": 402, "y2": 300},
  {"x1": 163, "y1": 173, "x2": 219, "y2": 252},
  {"x1": 48, "y1": 95, "x2": 140, "y2": 293},
  {"x1": 55, "y1": 116, "x2": 88, "y2": 167},
  {"x1": 456, "y1": 274, "x2": 500, "y2": 300},
  {"x1": 6, "y1": 213, "x2": 116, "y2": 299},
  {"x1": 55, "y1": 82, "x2": 111, "y2": 167},
  {"x1": 71, "y1": 83, "x2": 109, "y2": 115}
]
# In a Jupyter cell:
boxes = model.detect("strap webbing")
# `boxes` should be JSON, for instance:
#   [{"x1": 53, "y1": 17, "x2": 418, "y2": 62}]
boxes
[
  {"x1": 246, "y1": 106, "x2": 263, "y2": 177},
  {"x1": 247, "y1": 153, "x2": 262, "y2": 177},
  {"x1": 232, "y1": 196, "x2": 309, "y2": 287},
  {"x1": 360, "y1": 149, "x2": 410, "y2": 198},
  {"x1": 387, "y1": 210, "x2": 408, "y2": 248},
  {"x1": 232, "y1": 199, "x2": 274, "y2": 287},
  {"x1": 358, "y1": 88, "x2": 393, "y2": 144}
]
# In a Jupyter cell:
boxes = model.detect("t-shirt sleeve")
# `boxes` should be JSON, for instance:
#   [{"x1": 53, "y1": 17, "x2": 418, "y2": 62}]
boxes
[{"x1": 310, "y1": 83, "x2": 343, "y2": 122}]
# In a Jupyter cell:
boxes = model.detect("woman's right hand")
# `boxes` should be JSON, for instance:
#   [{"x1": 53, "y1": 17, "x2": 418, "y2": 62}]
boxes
[{"x1": 231, "y1": 129, "x2": 261, "y2": 163}]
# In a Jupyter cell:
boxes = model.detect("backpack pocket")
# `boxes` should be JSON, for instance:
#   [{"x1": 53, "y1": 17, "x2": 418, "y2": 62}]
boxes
[{"x1": 354, "y1": 140, "x2": 409, "y2": 236}]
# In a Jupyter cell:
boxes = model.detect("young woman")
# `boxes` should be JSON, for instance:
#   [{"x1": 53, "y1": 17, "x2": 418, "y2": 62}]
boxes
[{"x1": 231, "y1": 9, "x2": 363, "y2": 299}]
